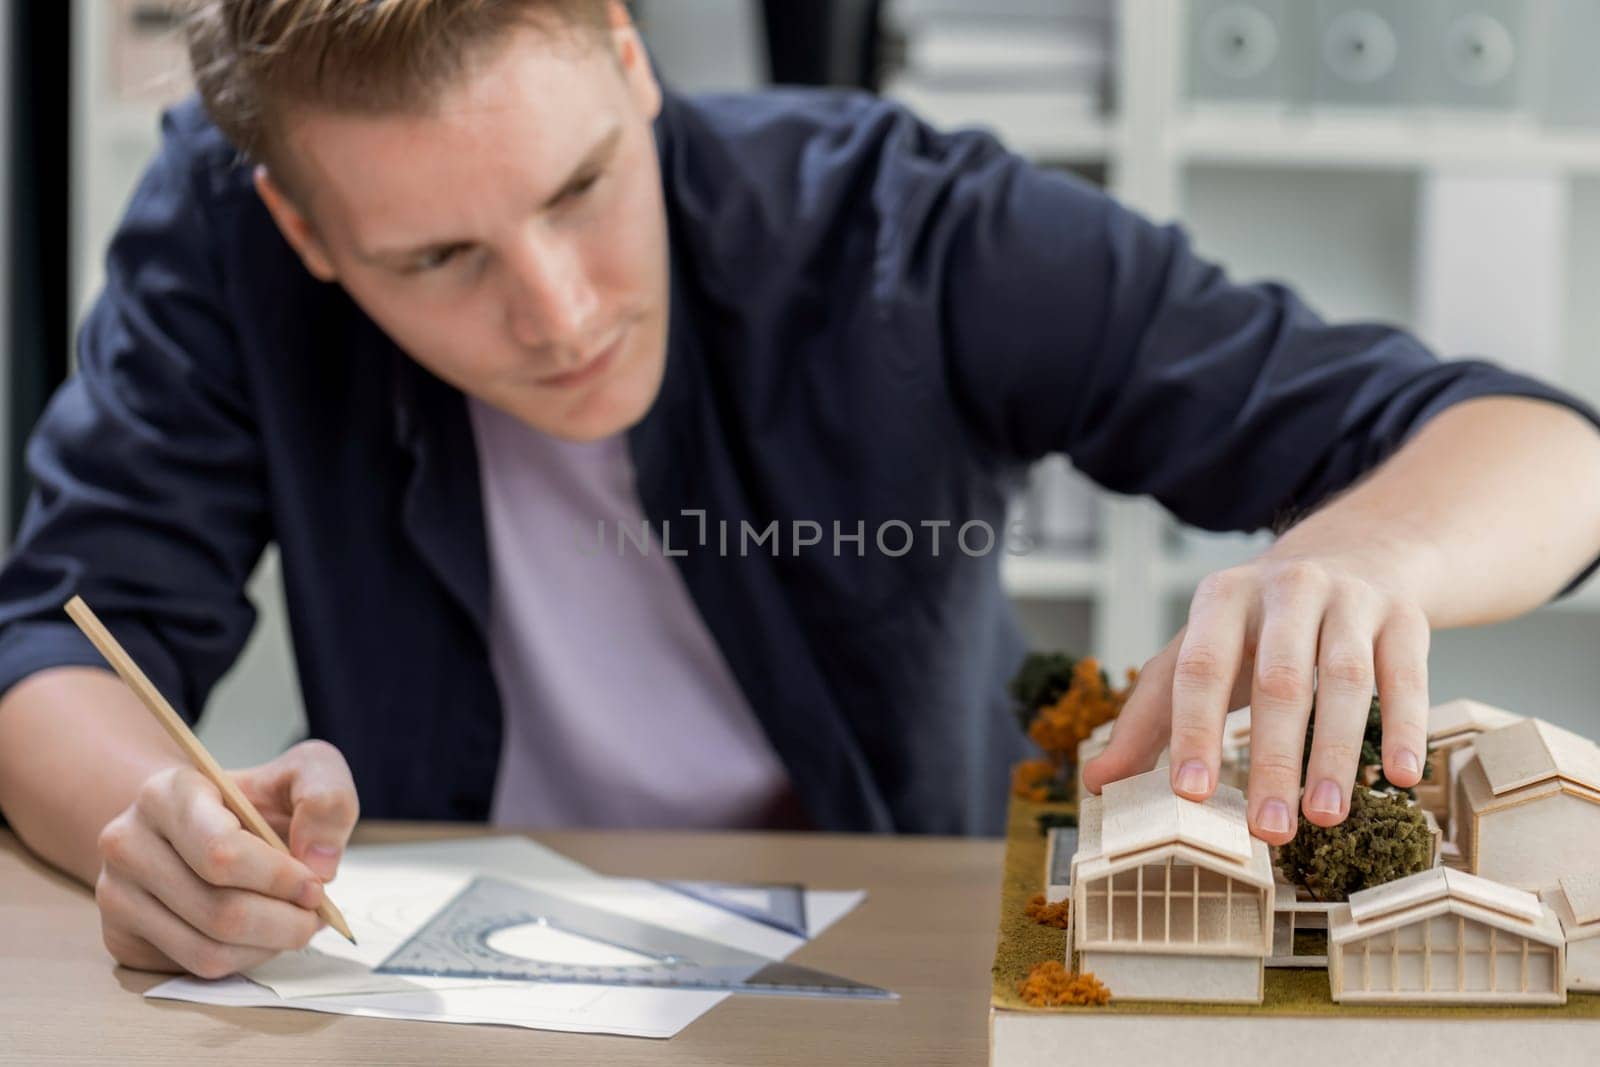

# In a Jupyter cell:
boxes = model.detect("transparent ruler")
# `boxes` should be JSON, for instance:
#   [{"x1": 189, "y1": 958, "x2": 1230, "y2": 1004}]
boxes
[{"x1": 375, "y1": 876, "x2": 895, "y2": 1000}]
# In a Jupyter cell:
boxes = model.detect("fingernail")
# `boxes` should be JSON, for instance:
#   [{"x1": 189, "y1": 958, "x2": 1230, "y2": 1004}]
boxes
[
  {"x1": 297, "y1": 880, "x2": 324, "y2": 910},
  {"x1": 306, "y1": 845, "x2": 340, "y2": 880},
  {"x1": 1258, "y1": 798, "x2": 1292, "y2": 835},
  {"x1": 1309, "y1": 780, "x2": 1343, "y2": 816},
  {"x1": 1175, "y1": 760, "x2": 1209, "y2": 796},
  {"x1": 1396, "y1": 749, "x2": 1421, "y2": 777}
]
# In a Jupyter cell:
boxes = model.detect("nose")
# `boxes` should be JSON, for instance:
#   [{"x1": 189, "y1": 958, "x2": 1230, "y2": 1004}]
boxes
[{"x1": 501, "y1": 227, "x2": 600, "y2": 356}]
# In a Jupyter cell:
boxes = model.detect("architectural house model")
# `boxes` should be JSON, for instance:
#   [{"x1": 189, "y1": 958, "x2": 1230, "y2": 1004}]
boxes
[
  {"x1": 1327, "y1": 867, "x2": 1567, "y2": 1005},
  {"x1": 1074, "y1": 719, "x2": 1116, "y2": 801},
  {"x1": 1219, "y1": 706, "x2": 1251, "y2": 789},
  {"x1": 1419, "y1": 809, "x2": 1443, "y2": 866},
  {"x1": 1070, "y1": 768, "x2": 1273, "y2": 1003},
  {"x1": 1044, "y1": 826, "x2": 1074, "y2": 905},
  {"x1": 1542, "y1": 873, "x2": 1600, "y2": 991},
  {"x1": 1268, "y1": 879, "x2": 1336, "y2": 968},
  {"x1": 1415, "y1": 699, "x2": 1523, "y2": 828},
  {"x1": 1453, "y1": 719, "x2": 1600, "y2": 891},
  {"x1": 1075, "y1": 707, "x2": 1226, "y2": 802},
  {"x1": 1036, "y1": 696, "x2": 1600, "y2": 1026}
]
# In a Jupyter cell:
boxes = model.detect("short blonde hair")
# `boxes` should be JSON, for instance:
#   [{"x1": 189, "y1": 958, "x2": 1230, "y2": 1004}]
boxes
[{"x1": 184, "y1": 0, "x2": 610, "y2": 166}]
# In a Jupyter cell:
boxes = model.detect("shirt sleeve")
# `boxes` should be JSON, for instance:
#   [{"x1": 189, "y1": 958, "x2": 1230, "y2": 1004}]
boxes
[
  {"x1": 0, "y1": 111, "x2": 269, "y2": 720},
  {"x1": 879, "y1": 118, "x2": 1600, "y2": 598}
]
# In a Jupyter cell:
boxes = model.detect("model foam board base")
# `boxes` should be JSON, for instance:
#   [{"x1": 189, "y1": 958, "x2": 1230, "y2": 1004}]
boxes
[{"x1": 990, "y1": 793, "x2": 1600, "y2": 1067}]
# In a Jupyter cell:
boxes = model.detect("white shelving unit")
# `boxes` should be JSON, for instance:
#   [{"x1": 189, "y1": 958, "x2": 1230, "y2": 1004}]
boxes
[
  {"x1": 896, "y1": 0, "x2": 1600, "y2": 711},
  {"x1": 1176, "y1": 110, "x2": 1600, "y2": 174},
  {"x1": 70, "y1": 1, "x2": 191, "y2": 327}
]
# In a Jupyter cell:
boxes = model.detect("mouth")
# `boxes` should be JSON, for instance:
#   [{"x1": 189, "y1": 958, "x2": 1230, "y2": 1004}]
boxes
[{"x1": 536, "y1": 327, "x2": 627, "y2": 389}]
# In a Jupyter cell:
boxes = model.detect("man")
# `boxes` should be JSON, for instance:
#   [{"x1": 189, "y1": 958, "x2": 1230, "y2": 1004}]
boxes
[{"x1": 1, "y1": 0, "x2": 1598, "y2": 980}]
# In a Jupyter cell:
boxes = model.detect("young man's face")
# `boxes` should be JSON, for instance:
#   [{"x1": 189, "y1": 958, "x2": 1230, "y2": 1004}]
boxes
[{"x1": 256, "y1": 12, "x2": 669, "y2": 442}]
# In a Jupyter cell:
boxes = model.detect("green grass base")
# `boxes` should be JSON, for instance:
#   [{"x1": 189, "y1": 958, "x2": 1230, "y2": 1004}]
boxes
[{"x1": 990, "y1": 793, "x2": 1600, "y2": 1019}]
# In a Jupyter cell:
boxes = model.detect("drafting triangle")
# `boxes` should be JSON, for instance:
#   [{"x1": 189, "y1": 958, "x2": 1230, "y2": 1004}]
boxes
[
  {"x1": 657, "y1": 880, "x2": 809, "y2": 938},
  {"x1": 375, "y1": 876, "x2": 892, "y2": 1000}
]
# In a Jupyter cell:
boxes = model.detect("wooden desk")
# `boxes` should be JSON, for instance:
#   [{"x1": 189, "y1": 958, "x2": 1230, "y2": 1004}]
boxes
[{"x1": 0, "y1": 824, "x2": 1003, "y2": 1066}]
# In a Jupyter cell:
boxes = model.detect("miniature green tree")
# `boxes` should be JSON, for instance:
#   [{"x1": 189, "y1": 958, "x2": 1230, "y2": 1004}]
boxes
[
  {"x1": 1008, "y1": 652, "x2": 1079, "y2": 733},
  {"x1": 1274, "y1": 787, "x2": 1433, "y2": 902},
  {"x1": 1300, "y1": 694, "x2": 1431, "y2": 796}
]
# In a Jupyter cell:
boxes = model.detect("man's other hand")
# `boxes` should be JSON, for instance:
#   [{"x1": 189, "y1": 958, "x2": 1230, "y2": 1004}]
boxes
[{"x1": 1080, "y1": 552, "x2": 1428, "y2": 845}]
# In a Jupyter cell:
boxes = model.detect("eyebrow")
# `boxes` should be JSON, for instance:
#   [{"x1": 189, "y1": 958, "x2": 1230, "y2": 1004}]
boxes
[{"x1": 360, "y1": 124, "x2": 624, "y2": 265}]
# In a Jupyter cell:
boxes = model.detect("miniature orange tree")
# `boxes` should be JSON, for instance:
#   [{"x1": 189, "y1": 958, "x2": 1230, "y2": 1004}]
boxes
[
  {"x1": 1017, "y1": 960, "x2": 1111, "y2": 1007},
  {"x1": 1009, "y1": 652, "x2": 1136, "y2": 804},
  {"x1": 1024, "y1": 894, "x2": 1071, "y2": 930}
]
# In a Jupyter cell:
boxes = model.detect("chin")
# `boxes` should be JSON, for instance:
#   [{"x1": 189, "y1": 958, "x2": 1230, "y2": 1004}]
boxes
[{"x1": 537, "y1": 344, "x2": 667, "y2": 442}]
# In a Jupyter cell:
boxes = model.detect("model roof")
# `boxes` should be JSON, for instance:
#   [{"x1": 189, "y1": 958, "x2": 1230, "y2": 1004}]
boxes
[
  {"x1": 1072, "y1": 770, "x2": 1273, "y2": 891},
  {"x1": 1100, "y1": 767, "x2": 1252, "y2": 864},
  {"x1": 1474, "y1": 718, "x2": 1600, "y2": 797},
  {"x1": 1347, "y1": 867, "x2": 1541, "y2": 925},
  {"x1": 1560, "y1": 872, "x2": 1600, "y2": 927},
  {"x1": 1077, "y1": 792, "x2": 1104, "y2": 859},
  {"x1": 1331, "y1": 867, "x2": 1564, "y2": 947},
  {"x1": 1426, "y1": 699, "x2": 1523, "y2": 743}
]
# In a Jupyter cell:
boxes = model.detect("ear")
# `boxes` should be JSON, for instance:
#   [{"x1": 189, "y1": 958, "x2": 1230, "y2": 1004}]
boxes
[
  {"x1": 607, "y1": 0, "x2": 661, "y2": 121},
  {"x1": 253, "y1": 165, "x2": 338, "y2": 282}
]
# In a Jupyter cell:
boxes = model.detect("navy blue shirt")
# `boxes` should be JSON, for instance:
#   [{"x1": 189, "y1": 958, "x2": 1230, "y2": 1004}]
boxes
[{"x1": 1, "y1": 89, "x2": 1595, "y2": 834}]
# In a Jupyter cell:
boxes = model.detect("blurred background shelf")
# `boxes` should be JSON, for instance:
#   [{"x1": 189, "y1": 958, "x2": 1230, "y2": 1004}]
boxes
[
  {"x1": 882, "y1": 83, "x2": 1118, "y2": 162},
  {"x1": 1175, "y1": 111, "x2": 1600, "y2": 174},
  {"x1": 14, "y1": 0, "x2": 1597, "y2": 762},
  {"x1": 1001, "y1": 549, "x2": 1104, "y2": 599}
]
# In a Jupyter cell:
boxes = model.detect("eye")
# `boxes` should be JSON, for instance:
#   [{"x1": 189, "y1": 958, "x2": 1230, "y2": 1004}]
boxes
[
  {"x1": 559, "y1": 171, "x2": 602, "y2": 205},
  {"x1": 410, "y1": 244, "x2": 470, "y2": 273}
]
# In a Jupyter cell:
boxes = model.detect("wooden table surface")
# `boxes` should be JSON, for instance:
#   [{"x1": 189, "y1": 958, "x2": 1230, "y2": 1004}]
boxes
[{"x1": 0, "y1": 823, "x2": 1004, "y2": 1066}]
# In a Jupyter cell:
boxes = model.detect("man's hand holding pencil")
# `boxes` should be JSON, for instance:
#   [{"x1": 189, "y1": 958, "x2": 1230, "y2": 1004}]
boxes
[
  {"x1": 61, "y1": 593, "x2": 359, "y2": 979},
  {"x1": 94, "y1": 738, "x2": 359, "y2": 978}
]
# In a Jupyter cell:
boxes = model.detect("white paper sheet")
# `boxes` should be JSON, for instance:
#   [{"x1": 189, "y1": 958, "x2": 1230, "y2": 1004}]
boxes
[{"x1": 145, "y1": 835, "x2": 866, "y2": 1038}]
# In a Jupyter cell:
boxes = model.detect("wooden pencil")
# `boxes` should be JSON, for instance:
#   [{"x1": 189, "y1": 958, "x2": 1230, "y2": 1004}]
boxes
[{"x1": 63, "y1": 595, "x2": 357, "y2": 944}]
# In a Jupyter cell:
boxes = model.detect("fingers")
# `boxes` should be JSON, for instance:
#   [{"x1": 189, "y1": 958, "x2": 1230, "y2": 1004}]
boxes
[
  {"x1": 239, "y1": 740, "x2": 359, "y2": 883},
  {"x1": 1374, "y1": 604, "x2": 1431, "y2": 788},
  {"x1": 286, "y1": 741, "x2": 359, "y2": 881},
  {"x1": 96, "y1": 867, "x2": 280, "y2": 980},
  {"x1": 1167, "y1": 571, "x2": 1255, "y2": 803},
  {"x1": 1078, "y1": 554, "x2": 1431, "y2": 850},
  {"x1": 100, "y1": 926, "x2": 182, "y2": 975},
  {"x1": 1244, "y1": 563, "x2": 1327, "y2": 843},
  {"x1": 137, "y1": 767, "x2": 324, "y2": 906},
  {"x1": 102, "y1": 813, "x2": 322, "y2": 951},
  {"x1": 95, "y1": 765, "x2": 331, "y2": 980},
  {"x1": 1080, "y1": 634, "x2": 1181, "y2": 795},
  {"x1": 1301, "y1": 592, "x2": 1377, "y2": 828}
]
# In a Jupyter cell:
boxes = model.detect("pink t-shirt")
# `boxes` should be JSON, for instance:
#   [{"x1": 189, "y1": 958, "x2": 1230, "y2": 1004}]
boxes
[{"x1": 467, "y1": 398, "x2": 799, "y2": 830}]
